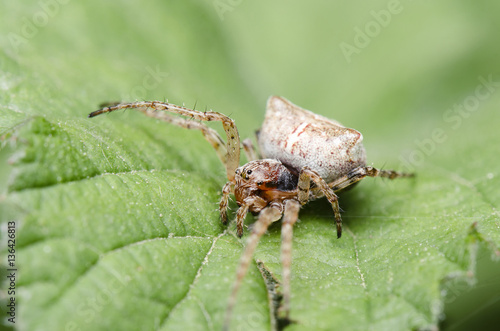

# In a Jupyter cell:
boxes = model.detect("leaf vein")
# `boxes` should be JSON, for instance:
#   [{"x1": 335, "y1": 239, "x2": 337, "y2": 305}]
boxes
[{"x1": 158, "y1": 230, "x2": 227, "y2": 328}]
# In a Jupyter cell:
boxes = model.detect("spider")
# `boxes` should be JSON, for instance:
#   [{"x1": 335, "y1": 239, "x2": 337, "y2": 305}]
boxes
[{"x1": 89, "y1": 96, "x2": 413, "y2": 329}]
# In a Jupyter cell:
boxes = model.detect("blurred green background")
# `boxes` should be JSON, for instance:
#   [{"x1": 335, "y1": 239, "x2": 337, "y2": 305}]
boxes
[{"x1": 1, "y1": 0, "x2": 499, "y2": 330}]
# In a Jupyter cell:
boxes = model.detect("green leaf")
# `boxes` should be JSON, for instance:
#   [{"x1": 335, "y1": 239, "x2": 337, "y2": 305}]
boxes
[{"x1": 1, "y1": 1, "x2": 499, "y2": 331}]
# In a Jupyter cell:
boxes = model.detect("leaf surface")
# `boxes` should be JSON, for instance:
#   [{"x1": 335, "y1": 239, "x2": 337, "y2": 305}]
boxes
[{"x1": 1, "y1": 1, "x2": 499, "y2": 330}]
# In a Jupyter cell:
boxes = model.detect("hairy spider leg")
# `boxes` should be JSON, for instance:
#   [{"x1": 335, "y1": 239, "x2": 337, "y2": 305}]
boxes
[
  {"x1": 329, "y1": 166, "x2": 415, "y2": 192},
  {"x1": 223, "y1": 203, "x2": 283, "y2": 331},
  {"x1": 298, "y1": 167, "x2": 343, "y2": 238},
  {"x1": 234, "y1": 197, "x2": 259, "y2": 237},
  {"x1": 89, "y1": 101, "x2": 241, "y2": 182},
  {"x1": 219, "y1": 182, "x2": 234, "y2": 225},
  {"x1": 90, "y1": 105, "x2": 226, "y2": 163},
  {"x1": 280, "y1": 199, "x2": 300, "y2": 320}
]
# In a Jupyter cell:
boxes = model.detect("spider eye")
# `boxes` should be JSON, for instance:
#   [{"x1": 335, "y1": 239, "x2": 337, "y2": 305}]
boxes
[
  {"x1": 257, "y1": 181, "x2": 263, "y2": 186},
  {"x1": 246, "y1": 169, "x2": 252, "y2": 175}
]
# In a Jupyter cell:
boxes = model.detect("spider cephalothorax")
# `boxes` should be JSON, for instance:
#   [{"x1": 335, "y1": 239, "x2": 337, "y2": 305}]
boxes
[
  {"x1": 234, "y1": 159, "x2": 298, "y2": 213},
  {"x1": 89, "y1": 96, "x2": 413, "y2": 329}
]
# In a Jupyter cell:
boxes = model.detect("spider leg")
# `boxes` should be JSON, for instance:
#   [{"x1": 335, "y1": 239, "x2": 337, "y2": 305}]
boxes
[
  {"x1": 329, "y1": 166, "x2": 414, "y2": 192},
  {"x1": 223, "y1": 203, "x2": 283, "y2": 331},
  {"x1": 234, "y1": 197, "x2": 258, "y2": 237},
  {"x1": 242, "y1": 138, "x2": 260, "y2": 161},
  {"x1": 280, "y1": 199, "x2": 300, "y2": 320},
  {"x1": 89, "y1": 101, "x2": 240, "y2": 182},
  {"x1": 298, "y1": 167, "x2": 342, "y2": 238},
  {"x1": 219, "y1": 182, "x2": 234, "y2": 225}
]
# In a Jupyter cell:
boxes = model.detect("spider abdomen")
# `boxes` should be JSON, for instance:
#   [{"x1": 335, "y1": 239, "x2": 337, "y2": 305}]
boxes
[{"x1": 259, "y1": 96, "x2": 367, "y2": 183}]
